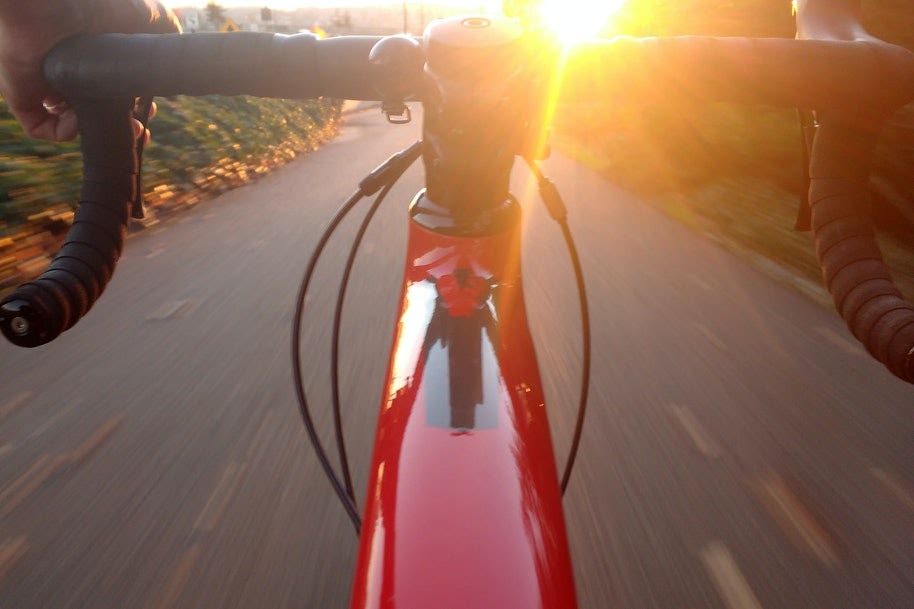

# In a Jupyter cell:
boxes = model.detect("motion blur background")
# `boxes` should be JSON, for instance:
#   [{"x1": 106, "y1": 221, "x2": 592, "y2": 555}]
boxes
[{"x1": 0, "y1": 1, "x2": 912, "y2": 608}]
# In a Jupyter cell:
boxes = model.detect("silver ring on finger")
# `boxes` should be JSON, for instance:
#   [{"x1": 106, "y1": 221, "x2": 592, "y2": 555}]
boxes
[{"x1": 42, "y1": 100, "x2": 69, "y2": 114}]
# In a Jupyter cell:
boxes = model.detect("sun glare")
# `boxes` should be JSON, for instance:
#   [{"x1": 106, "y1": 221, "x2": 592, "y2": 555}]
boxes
[{"x1": 538, "y1": 0, "x2": 627, "y2": 42}]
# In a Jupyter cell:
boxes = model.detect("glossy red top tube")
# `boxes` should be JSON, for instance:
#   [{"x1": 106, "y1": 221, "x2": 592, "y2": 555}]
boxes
[{"x1": 349, "y1": 195, "x2": 577, "y2": 609}]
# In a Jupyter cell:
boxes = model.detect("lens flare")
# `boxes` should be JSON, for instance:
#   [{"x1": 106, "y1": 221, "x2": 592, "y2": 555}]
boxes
[{"x1": 539, "y1": 0, "x2": 627, "y2": 42}]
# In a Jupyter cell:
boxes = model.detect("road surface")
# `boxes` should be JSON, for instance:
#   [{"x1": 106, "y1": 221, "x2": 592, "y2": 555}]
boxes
[{"x1": 0, "y1": 108, "x2": 911, "y2": 609}]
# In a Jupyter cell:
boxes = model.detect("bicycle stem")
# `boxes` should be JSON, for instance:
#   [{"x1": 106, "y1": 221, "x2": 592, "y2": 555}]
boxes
[{"x1": 386, "y1": 17, "x2": 552, "y2": 235}]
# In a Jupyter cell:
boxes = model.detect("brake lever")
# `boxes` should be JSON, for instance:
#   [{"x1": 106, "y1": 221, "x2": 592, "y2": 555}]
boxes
[
  {"x1": 369, "y1": 36, "x2": 424, "y2": 126},
  {"x1": 131, "y1": 96, "x2": 154, "y2": 220},
  {"x1": 382, "y1": 101, "x2": 412, "y2": 124},
  {"x1": 795, "y1": 107, "x2": 818, "y2": 231}
]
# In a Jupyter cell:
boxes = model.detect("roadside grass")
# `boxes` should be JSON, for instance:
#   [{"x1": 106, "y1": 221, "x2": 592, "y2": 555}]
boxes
[
  {"x1": 553, "y1": 99, "x2": 914, "y2": 303},
  {"x1": 552, "y1": 0, "x2": 914, "y2": 304},
  {"x1": 0, "y1": 95, "x2": 341, "y2": 288}
]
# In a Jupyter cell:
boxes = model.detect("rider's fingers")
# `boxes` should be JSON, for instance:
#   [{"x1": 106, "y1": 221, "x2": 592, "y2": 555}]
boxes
[
  {"x1": 87, "y1": 1, "x2": 182, "y2": 35},
  {"x1": 41, "y1": 96, "x2": 69, "y2": 115},
  {"x1": 130, "y1": 120, "x2": 152, "y2": 145},
  {"x1": 132, "y1": 100, "x2": 156, "y2": 142},
  {"x1": 13, "y1": 103, "x2": 78, "y2": 141},
  {"x1": 132, "y1": 99, "x2": 157, "y2": 121}
]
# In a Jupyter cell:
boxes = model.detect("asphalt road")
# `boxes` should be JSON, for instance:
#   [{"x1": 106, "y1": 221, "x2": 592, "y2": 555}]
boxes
[{"x1": 0, "y1": 108, "x2": 911, "y2": 609}]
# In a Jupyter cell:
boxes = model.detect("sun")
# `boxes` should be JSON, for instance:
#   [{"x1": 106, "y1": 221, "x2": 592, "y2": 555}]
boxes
[{"x1": 538, "y1": 0, "x2": 627, "y2": 42}]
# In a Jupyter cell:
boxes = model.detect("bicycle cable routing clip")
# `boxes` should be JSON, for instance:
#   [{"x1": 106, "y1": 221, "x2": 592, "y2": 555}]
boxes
[
  {"x1": 131, "y1": 97, "x2": 155, "y2": 220},
  {"x1": 368, "y1": 35, "x2": 424, "y2": 125},
  {"x1": 382, "y1": 101, "x2": 412, "y2": 124}
]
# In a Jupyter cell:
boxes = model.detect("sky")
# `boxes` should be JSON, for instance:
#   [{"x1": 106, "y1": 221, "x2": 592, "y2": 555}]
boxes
[{"x1": 163, "y1": 1, "x2": 501, "y2": 8}]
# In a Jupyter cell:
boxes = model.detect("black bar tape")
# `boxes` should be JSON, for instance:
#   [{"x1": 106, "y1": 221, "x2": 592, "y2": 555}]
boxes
[
  {"x1": 853, "y1": 297, "x2": 910, "y2": 350},
  {"x1": 82, "y1": 179, "x2": 135, "y2": 204},
  {"x1": 37, "y1": 269, "x2": 90, "y2": 329},
  {"x1": 838, "y1": 278, "x2": 898, "y2": 320},
  {"x1": 65, "y1": 222, "x2": 126, "y2": 259},
  {"x1": 0, "y1": 100, "x2": 135, "y2": 347},
  {"x1": 812, "y1": 216, "x2": 872, "y2": 256},
  {"x1": 829, "y1": 260, "x2": 892, "y2": 310},
  {"x1": 566, "y1": 37, "x2": 914, "y2": 116},
  {"x1": 67, "y1": 201, "x2": 130, "y2": 233},
  {"x1": 887, "y1": 325, "x2": 914, "y2": 379},
  {"x1": 810, "y1": 121, "x2": 914, "y2": 383},
  {"x1": 810, "y1": 192, "x2": 870, "y2": 229},
  {"x1": 871, "y1": 308, "x2": 914, "y2": 363},
  {"x1": 47, "y1": 257, "x2": 103, "y2": 304},
  {"x1": 21, "y1": 279, "x2": 70, "y2": 333},
  {"x1": 28, "y1": 280, "x2": 71, "y2": 329},
  {"x1": 44, "y1": 33, "x2": 389, "y2": 101},
  {"x1": 52, "y1": 245, "x2": 113, "y2": 290},
  {"x1": 818, "y1": 234, "x2": 884, "y2": 280}
]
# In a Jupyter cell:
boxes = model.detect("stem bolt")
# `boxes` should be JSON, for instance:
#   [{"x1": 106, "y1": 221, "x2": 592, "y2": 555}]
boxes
[{"x1": 11, "y1": 316, "x2": 29, "y2": 336}]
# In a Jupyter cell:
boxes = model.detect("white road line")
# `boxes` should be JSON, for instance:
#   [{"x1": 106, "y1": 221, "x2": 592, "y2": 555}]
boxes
[
  {"x1": 754, "y1": 473, "x2": 841, "y2": 568},
  {"x1": 0, "y1": 455, "x2": 63, "y2": 516},
  {"x1": 701, "y1": 541, "x2": 765, "y2": 609},
  {"x1": 246, "y1": 410, "x2": 276, "y2": 459},
  {"x1": 0, "y1": 535, "x2": 28, "y2": 584},
  {"x1": 148, "y1": 300, "x2": 188, "y2": 320},
  {"x1": 669, "y1": 405, "x2": 720, "y2": 458},
  {"x1": 147, "y1": 299, "x2": 199, "y2": 321},
  {"x1": 870, "y1": 468, "x2": 914, "y2": 512},
  {"x1": 28, "y1": 399, "x2": 83, "y2": 439},
  {"x1": 194, "y1": 461, "x2": 247, "y2": 532},
  {"x1": 693, "y1": 322, "x2": 728, "y2": 351},
  {"x1": 146, "y1": 545, "x2": 201, "y2": 609},
  {"x1": 688, "y1": 273, "x2": 713, "y2": 292},
  {"x1": 67, "y1": 415, "x2": 124, "y2": 466},
  {"x1": 0, "y1": 415, "x2": 123, "y2": 516},
  {"x1": 0, "y1": 391, "x2": 32, "y2": 421},
  {"x1": 814, "y1": 326, "x2": 864, "y2": 357},
  {"x1": 145, "y1": 248, "x2": 165, "y2": 260}
]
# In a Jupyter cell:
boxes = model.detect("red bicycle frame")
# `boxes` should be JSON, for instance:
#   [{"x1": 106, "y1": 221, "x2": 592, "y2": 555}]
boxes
[
  {"x1": 349, "y1": 190, "x2": 578, "y2": 608},
  {"x1": 0, "y1": 4, "x2": 912, "y2": 609}
]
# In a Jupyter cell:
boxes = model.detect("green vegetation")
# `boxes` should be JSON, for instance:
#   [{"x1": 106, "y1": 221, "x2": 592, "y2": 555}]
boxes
[
  {"x1": 205, "y1": 2, "x2": 226, "y2": 28},
  {"x1": 0, "y1": 95, "x2": 340, "y2": 287},
  {"x1": 554, "y1": 0, "x2": 914, "y2": 299},
  {"x1": 0, "y1": 95, "x2": 340, "y2": 231},
  {"x1": 139, "y1": 95, "x2": 340, "y2": 204}
]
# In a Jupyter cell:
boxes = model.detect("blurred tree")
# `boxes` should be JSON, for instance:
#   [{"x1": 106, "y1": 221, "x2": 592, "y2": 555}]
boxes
[
  {"x1": 205, "y1": 1, "x2": 225, "y2": 28},
  {"x1": 332, "y1": 9, "x2": 352, "y2": 30},
  {"x1": 261, "y1": 6, "x2": 272, "y2": 22}
]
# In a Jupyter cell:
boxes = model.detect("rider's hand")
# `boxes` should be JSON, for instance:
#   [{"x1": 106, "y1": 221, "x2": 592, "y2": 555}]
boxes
[{"x1": 0, "y1": 0, "x2": 180, "y2": 141}]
